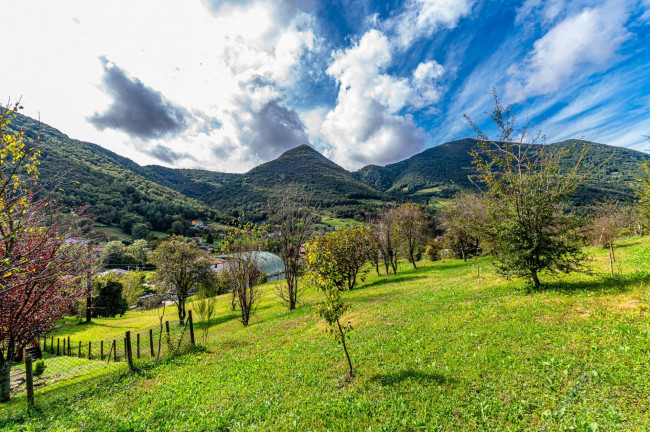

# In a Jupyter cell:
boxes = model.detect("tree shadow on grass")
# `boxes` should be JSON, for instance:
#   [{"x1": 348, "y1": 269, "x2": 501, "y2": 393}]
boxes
[
  {"x1": 361, "y1": 274, "x2": 427, "y2": 290},
  {"x1": 370, "y1": 368, "x2": 459, "y2": 387},
  {"x1": 540, "y1": 271, "x2": 650, "y2": 295}
]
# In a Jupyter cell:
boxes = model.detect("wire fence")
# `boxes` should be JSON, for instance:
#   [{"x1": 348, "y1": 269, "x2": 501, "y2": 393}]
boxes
[{"x1": 8, "y1": 311, "x2": 196, "y2": 406}]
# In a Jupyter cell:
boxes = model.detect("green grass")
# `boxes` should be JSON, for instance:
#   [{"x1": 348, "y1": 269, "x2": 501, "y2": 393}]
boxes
[
  {"x1": 320, "y1": 216, "x2": 360, "y2": 227},
  {"x1": 1, "y1": 237, "x2": 650, "y2": 430},
  {"x1": 92, "y1": 225, "x2": 131, "y2": 241}
]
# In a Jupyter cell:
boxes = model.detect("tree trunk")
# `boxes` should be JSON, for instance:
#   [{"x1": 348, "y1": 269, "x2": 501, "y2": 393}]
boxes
[
  {"x1": 410, "y1": 248, "x2": 417, "y2": 269},
  {"x1": 609, "y1": 241, "x2": 615, "y2": 263},
  {"x1": 336, "y1": 319, "x2": 354, "y2": 380},
  {"x1": 0, "y1": 362, "x2": 11, "y2": 403},
  {"x1": 531, "y1": 269, "x2": 541, "y2": 289}
]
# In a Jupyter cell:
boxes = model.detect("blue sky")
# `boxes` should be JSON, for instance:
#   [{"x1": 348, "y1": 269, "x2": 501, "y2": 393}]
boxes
[{"x1": 2, "y1": 0, "x2": 650, "y2": 172}]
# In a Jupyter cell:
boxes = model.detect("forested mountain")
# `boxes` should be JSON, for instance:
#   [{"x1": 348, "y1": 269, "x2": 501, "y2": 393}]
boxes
[
  {"x1": 355, "y1": 138, "x2": 650, "y2": 206},
  {"x1": 5, "y1": 112, "x2": 222, "y2": 232},
  {"x1": 140, "y1": 166, "x2": 240, "y2": 200},
  {"x1": 6, "y1": 111, "x2": 647, "y2": 229},
  {"x1": 204, "y1": 145, "x2": 387, "y2": 221}
]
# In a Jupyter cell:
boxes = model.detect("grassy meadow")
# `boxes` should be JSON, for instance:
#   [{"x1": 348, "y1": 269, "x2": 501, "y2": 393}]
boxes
[{"x1": 1, "y1": 237, "x2": 649, "y2": 431}]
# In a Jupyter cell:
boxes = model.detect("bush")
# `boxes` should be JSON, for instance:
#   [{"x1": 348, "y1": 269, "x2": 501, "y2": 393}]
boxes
[
  {"x1": 425, "y1": 241, "x2": 443, "y2": 261},
  {"x1": 34, "y1": 359, "x2": 46, "y2": 377}
]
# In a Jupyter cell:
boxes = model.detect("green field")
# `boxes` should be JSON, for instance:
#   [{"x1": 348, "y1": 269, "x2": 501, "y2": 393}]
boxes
[{"x1": 1, "y1": 237, "x2": 649, "y2": 430}]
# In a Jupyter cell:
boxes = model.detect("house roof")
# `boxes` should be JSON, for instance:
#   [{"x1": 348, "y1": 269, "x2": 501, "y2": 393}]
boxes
[{"x1": 216, "y1": 251, "x2": 285, "y2": 277}]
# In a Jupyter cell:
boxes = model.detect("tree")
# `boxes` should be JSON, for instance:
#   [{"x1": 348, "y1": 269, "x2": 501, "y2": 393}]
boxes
[
  {"x1": 373, "y1": 209, "x2": 399, "y2": 275},
  {"x1": 392, "y1": 203, "x2": 428, "y2": 269},
  {"x1": 194, "y1": 276, "x2": 219, "y2": 343},
  {"x1": 465, "y1": 90, "x2": 588, "y2": 289},
  {"x1": 125, "y1": 239, "x2": 148, "y2": 267},
  {"x1": 305, "y1": 239, "x2": 355, "y2": 380},
  {"x1": 222, "y1": 224, "x2": 265, "y2": 326},
  {"x1": 103, "y1": 240, "x2": 126, "y2": 267},
  {"x1": 0, "y1": 104, "x2": 87, "y2": 402},
  {"x1": 268, "y1": 192, "x2": 318, "y2": 310},
  {"x1": 306, "y1": 226, "x2": 374, "y2": 291},
  {"x1": 92, "y1": 275, "x2": 129, "y2": 318},
  {"x1": 131, "y1": 223, "x2": 150, "y2": 240},
  {"x1": 149, "y1": 237, "x2": 213, "y2": 323},
  {"x1": 122, "y1": 271, "x2": 148, "y2": 306},
  {"x1": 438, "y1": 193, "x2": 490, "y2": 261}
]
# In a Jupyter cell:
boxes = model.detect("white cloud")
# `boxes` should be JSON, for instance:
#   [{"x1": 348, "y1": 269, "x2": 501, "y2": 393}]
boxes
[
  {"x1": 319, "y1": 30, "x2": 434, "y2": 169},
  {"x1": 386, "y1": 0, "x2": 475, "y2": 49},
  {"x1": 506, "y1": 0, "x2": 631, "y2": 103},
  {"x1": 0, "y1": 0, "x2": 314, "y2": 172}
]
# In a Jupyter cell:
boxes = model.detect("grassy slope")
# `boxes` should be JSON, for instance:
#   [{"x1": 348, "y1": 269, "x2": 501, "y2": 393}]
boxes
[{"x1": 2, "y1": 238, "x2": 650, "y2": 430}]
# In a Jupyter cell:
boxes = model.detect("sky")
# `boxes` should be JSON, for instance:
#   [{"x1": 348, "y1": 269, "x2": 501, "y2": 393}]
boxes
[{"x1": 2, "y1": 0, "x2": 650, "y2": 172}]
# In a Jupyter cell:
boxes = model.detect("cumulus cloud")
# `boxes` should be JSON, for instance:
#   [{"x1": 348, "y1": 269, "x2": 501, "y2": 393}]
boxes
[
  {"x1": 233, "y1": 99, "x2": 309, "y2": 161},
  {"x1": 320, "y1": 30, "x2": 436, "y2": 169},
  {"x1": 88, "y1": 57, "x2": 189, "y2": 140},
  {"x1": 386, "y1": 0, "x2": 475, "y2": 49},
  {"x1": 506, "y1": 0, "x2": 631, "y2": 103}
]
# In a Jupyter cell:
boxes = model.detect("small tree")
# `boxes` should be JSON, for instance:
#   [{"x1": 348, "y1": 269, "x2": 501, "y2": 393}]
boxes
[
  {"x1": 194, "y1": 276, "x2": 219, "y2": 343},
  {"x1": 223, "y1": 224, "x2": 264, "y2": 326},
  {"x1": 465, "y1": 90, "x2": 588, "y2": 289},
  {"x1": 122, "y1": 271, "x2": 147, "y2": 306},
  {"x1": 308, "y1": 226, "x2": 374, "y2": 291},
  {"x1": 305, "y1": 241, "x2": 354, "y2": 380},
  {"x1": 268, "y1": 192, "x2": 318, "y2": 310},
  {"x1": 392, "y1": 203, "x2": 428, "y2": 269},
  {"x1": 0, "y1": 104, "x2": 87, "y2": 402},
  {"x1": 150, "y1": 237, "x2": 213, "y2": 324}
]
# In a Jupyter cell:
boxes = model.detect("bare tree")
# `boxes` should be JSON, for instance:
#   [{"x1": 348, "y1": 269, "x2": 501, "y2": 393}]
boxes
[
  {"x1": 223, "y1": 224, "x2": 264, "y2": 326},
  {"x1": 268, "y1": 192, "x2": 318, "y2": 310},
  {"x1": 374, "y1": 209, "x2": 399, "y2": 275}
]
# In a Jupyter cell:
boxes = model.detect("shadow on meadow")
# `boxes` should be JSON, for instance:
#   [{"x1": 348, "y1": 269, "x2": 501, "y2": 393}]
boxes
[
  {"x1": 360, "y1": 274, "x2": 427, "y2": 290},
  {"x1": 540, "y1": 271, "x2": 650, "y2": 295},
  {"x1": 370, "y1": 368, "x2": 459, "y2": 387}
]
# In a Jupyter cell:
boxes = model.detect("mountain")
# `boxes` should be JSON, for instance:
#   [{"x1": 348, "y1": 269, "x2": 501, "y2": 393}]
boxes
[
  {"x1": 4, "y1": 111, "x2": 225, "y2": 233},
  {"x1": 355, "y1": 138, "x2": 650, "y2": 206},
  {"x1": 140, "y1": 166, "x2": 240, "y2": 200},
  {"x1": 204, "y1": 145, "x2": 387, "y2": 221}
]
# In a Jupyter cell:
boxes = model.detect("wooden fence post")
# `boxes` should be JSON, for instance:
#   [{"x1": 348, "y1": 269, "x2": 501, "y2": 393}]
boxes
[
  {"x1": 136, "y1": 333, "x2": 140, "y2": 359},
  {"x1": 25, "y1": 356, "x2": 34, "y2": 406},
  {"x1": 100, "y1": 341, "x2": 104, "y2": 360},
  {"x1": 188, "y1": 310, "x2": 195, "y2": 346},
  {"x1": 67, "y1": 336, "x2": 71, "y2": 356},
  {"x1": 78, "y1": 341, "x2": 82, "y2": 357},
  {"x1": 50, "y1": 336, "x2": 54, "y2": 354},
  {"x1": 113, "y1": 340, "x2": 117, "y2": 362},
  {"x1": 125, "y1": 332, "x2": 134, "y2": 371},
  {"x1": 56, "y1": 338, "x2": 60, "y2": 355},
  {"x1": 165, "y1": 321, "x2": 170, "y2": 338},
  {"x1": 62, "y1": 338, "x2": 66, "y2": 356},
  {"x1": 88, "y1": 341, "x2": 92, "y2": 360},
  {"x1": 149, "y1": 329, "x2": 154, "y2": 357}
]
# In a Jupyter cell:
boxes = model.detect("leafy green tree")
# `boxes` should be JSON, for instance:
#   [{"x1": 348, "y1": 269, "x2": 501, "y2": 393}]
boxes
[
  {"x1": 150, "y1": 237, "x2": 213, "y2": 323},
  {"x1": 122, "y1": 271, "x2": 147, "y2": 305},
  {"x1": 465, "y1": 91, "x2": 588, "y2": 289},
  {"x1": 92, "y1": 275, "x2": 128, "y2": 318},
  {"x1": 305, "y1": 239, "x2": 355, "y2": 380},
  {"x1": 438, "y1": 193, "x2": 490, "y2": 261},
  {"x1": 307, "y1": 226, "x2": 374, "y2": 291},
  {"x1": 125, "y1": 239, "x2": 148, "y2": 267},
  {"x1": 131, "y1": 223, "x2": 150, "y2": 240},
  {"x1": 205, "y1": 231, "x2": 215, "y2": 244},
  {"x1": 120, "y1": 212, "x2": 144, "y2": 234},
  {"x1": 170, "y1": 220, "x2": 185, "y2": 235},
  {"x1": 102, "y1": 240, "x2": 126, "y2": 267}
]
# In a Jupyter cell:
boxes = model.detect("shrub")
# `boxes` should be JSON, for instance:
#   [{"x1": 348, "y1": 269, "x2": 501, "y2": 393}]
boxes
[
  {"x1": 34, "y1": 359, "x2": 46, "y2": 377},
  {"x1": 426, "y1": 241, "x2": 443, "y2": 261}
]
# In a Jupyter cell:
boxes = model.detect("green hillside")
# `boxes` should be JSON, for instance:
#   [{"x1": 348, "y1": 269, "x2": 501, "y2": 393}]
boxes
[
  {"x1": 204, "y1": 145, "x2": 388, "y2": 221},
  {"x1": 5, "y1": 112, "x2": 222, "y2": 232},
  {"x1": 141, "y1": 165, "x2": 240, "y2": 200},
  {"x1": 355, "y1": 138, "x2": 650, "y2": 206},
  {"x1": 2, "y1": 236, "x2": 649, "y2": 430}
]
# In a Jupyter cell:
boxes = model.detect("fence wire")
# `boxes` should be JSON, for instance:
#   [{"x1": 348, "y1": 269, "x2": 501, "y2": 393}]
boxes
[{"x1": 9, "y1": 314, "x2": 195, "y2": 402}]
